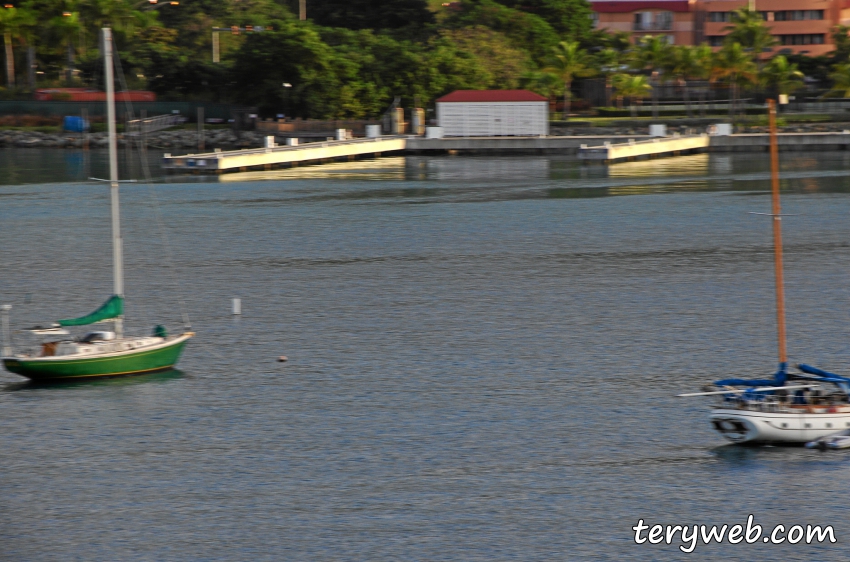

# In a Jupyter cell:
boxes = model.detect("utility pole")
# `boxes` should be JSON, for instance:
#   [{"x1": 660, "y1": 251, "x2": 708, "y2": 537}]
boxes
[
  {"x1": 197, "y1": 106, "x2": 205, "y2": 151},
  {"x1": 212, "y1": 31, "x2": 220, "y2": 63},
  {"x1": 4, "y1": 33, "x2": 14, "y2": 88}
]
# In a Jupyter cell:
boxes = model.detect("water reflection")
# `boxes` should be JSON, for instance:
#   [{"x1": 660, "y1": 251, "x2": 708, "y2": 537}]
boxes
[
  {"x1": 4, "y1": 149, "x2": 850, "y2": 200},
  {"x1": 2, "y1": 368, "x2": 186, "y2": 392},
  {"x1": 607, "y1": 153, "x2": 709, "y2": 178}
]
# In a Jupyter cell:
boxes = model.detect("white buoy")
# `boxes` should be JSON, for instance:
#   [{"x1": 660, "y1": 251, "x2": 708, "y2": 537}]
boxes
[
  {"x1": 277, "y1": 355, "x2": 288, "y2": 362},
  {"x1": 232, "y1": 298, "x2": 241, "y2": 315}
]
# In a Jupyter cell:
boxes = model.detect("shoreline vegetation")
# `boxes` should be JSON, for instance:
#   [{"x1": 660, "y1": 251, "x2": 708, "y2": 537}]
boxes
[{"x1": 1, "y1": 1, "x2": 850, "y2": 122}]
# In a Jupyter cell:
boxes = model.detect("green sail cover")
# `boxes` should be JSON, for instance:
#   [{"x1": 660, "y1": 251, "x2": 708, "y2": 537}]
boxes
[{"x1": 58, "y1": 295, "x2": 124, "y2": 327}]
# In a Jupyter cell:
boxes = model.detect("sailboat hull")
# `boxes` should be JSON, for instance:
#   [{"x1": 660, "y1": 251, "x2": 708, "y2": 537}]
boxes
[
  {"x1": 711, "y1": 407, "x2": 850, "y2": 444},
  {"x1": 2, "y1": 333, "x2": 192, "y2": 382}
]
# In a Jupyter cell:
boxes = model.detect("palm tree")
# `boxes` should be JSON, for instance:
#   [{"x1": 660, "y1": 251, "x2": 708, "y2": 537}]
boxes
[
  {"x1": 542, "y1": 41, "x2": 596, "y2": 121},
  {"x1": 595, "y1": 47, "x2": 620, "y2": 107},
  {"x1": 723, "y1": 8, "x2": 777, "y2": 67},
  {"x1": 825, "y1": 63, "x2": 850, "y2": 98},
  {"x1": 691, "y1": 44, "x2": 713, "y2": 117},
  {"x1": 664, "y1": 45, "x2": 700, "y2": 117},
  {"x1": 714, "y1": 42, "x2": 757, "y2": 119},
  {"x1": 761, "y1": 55, "x2": 804, "y2": 97},
  {"x1": 612, "y1": 73, "x2": 651, "y2": 117},
  {"x1": 520, "y1": 70, "x2": 562, "y2": 111},
  {"x1": 635, "y1": 35, "x2": 670, "y2": 118}
]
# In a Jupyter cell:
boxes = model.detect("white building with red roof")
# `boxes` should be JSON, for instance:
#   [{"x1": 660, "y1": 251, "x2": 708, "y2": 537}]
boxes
[{"x1": 435, "y1": 90, "x2": 549, "y2": 137}]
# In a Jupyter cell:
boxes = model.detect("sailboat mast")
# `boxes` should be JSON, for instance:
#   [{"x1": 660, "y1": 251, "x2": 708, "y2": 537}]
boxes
[
  {"x1": 767, "y1": 99, "x2": 787, "y2": 367},
  {"x1": 103, "y1": 28, "x2": 123, "y2": 338}
]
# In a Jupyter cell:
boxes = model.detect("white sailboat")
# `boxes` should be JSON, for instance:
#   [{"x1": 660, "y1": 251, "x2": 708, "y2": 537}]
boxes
[{"x1": 680, "y1": 99, "x2": 850, "y2": 445}]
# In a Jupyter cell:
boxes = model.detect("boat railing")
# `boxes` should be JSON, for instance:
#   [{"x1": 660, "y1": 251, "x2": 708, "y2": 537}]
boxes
[{"x1": 714, "y1": 390, "x2": 850, "y2": 413}]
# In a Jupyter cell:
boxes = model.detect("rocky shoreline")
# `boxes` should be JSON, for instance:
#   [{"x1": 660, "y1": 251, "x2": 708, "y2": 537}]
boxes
[{"x1": 0, "y1": 129, "x2": 269, "y2": 150}]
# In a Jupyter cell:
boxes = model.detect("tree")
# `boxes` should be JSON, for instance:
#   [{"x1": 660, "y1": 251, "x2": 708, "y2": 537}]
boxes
[
  {"x1": 831, "y1": 25, "x2": 850, "y2": 64},
  {"x1": 520, "y1": 69, "x2": 561, "y2": 107},
  {"x1": 690, "y1": 44, "x2": 713, "y2": 117},
  {"x1": 493, "y1": 0, "x2": 594, "y2": 40},
  {"x1": 308, "y1": 0, "x2": 433, "y2": 31},
  {"x1": 595, "y1": 47, "x2": 620, "y2": 107},
  {"x1": 761, "y1": 55, "x2": 803, "y2": 96},
  {"x1": 49, "y1": 9, "x2": 82, "y2": 85},
  {"x1": 441, "y1": 0, "x2": 559, "y2": 62},
  {"x1": 825, "y1": 62, "x2": 850, "y2": 98},
  {"x1": 714, "y1": 42, "x2": 757, "y2": 119},
  {"x1": 542, "y1": 40, "x2": 595, "y2": 120},
  {"x1": 723, "y1": 8, "x2": 777, "y2": 66},
  {"x1": 612, "y1": 73, "x2": 651, "y2": 117},
  {"x1": 664, "y1": 45, "x2": 700, "y2": 117},
  {"x1": 0, "y1": 6, "x2": 31, "y2": 88},
  {"x1": 229, "y1": 24, "x2": 346, "y2": 117},
  {"x1": 437, "y1": 26, "x2": 532, "y2": 89},
  {"x1": 635, "y1": 35, "x2": 670, "y2": 118}
]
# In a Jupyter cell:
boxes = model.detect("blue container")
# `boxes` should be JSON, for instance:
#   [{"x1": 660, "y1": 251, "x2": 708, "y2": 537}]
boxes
[{"x1": 63, "y1": 116, "x2": 89, "y2": 133}]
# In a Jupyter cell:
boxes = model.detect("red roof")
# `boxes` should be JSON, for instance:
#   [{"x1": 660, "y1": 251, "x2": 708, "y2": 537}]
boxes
[
  {"x1": 436, "y1": 90, "x2": 548, "y2": 103},
  {"x1": 591, "y1": 1, "x2": 691, "y2": 13}
]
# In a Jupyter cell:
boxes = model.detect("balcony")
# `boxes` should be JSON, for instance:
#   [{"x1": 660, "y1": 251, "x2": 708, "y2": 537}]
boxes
[{"x1": 632, "y1": 21, "x2": 672, "y2": 31}]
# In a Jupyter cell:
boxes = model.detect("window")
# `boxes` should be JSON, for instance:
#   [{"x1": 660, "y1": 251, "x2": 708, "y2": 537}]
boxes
[
  {"x1": 633, "y1": 11, "x2": 673, "y2": 30},
  {"x1": 774, "y1": 10, "x2": 824, "y2": 21},
  {"x1": 591, "y1": 11, "x2": 599, "y2": 27},
  {"x1": 779, "y1": 34, "x2": 825, "y2": 45},
  {"x1": 708, "y1": 11, "x2": 731, "y2": 23},
  {"x1": 707, "y1": 36, "x2": 724, "y2": 47}
]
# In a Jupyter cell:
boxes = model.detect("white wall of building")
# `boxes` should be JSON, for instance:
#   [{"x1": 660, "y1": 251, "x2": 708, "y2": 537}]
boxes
[{"x1": 436, "y1": 102, "x2": 548, "y2": 137}]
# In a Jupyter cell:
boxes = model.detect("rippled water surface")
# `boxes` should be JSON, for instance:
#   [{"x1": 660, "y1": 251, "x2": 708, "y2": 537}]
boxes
[{"x1": 3, "y1": 149, "x2": 850, "y2": 560}]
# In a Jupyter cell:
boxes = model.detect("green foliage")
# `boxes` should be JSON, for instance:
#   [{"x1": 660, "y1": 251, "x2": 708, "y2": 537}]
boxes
[
  {"x1": 492, "y1": 0, "x2": 593, "y2": 39},
  {"x1": 438, "y1": 26, "x2": 532, "y2": 89},
  {"x1": 542, "y1": 40, "x2": 595, "y2": 119},
  {"x1": 9, "y1": 0, "x2": 850, "y2": 120},
  {"x1": 825, "y1": 63, "x2": 850, "y2": 98},
  {"x1": 308, "y1": 0, "x2": 434, "y2": 31},
  {"x1": 611, "y1": 73, "x2": 650, "y2": 116},
  {"x1": 761, "y1": 55, "x2": 804, "y2": 95},
  {"x1": 441, "y1": 0, "x2": 559, "y2": 62},
  {"x1": 714, "y1": 42, "x2": 758, "y2": 87},
  {"x1": 723, "y1": 8, "x2": 777, "y2": 59},
  {"x1": 832, "y1": 25, "x2": 850, "y2": 64}
]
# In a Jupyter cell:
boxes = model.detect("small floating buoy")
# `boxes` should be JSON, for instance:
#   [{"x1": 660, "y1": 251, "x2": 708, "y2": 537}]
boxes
[
  {"x1": 277, "y1": 355, "x2": 288, "y2": 362},
  {"x1": 232, "y1": 298, "x2": 241, "y2": 315}
]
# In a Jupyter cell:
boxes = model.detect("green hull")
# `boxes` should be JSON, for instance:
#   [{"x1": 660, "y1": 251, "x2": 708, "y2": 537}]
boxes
[{"x1": 2, "y1": 334, "x2": 192, "y2": 382}]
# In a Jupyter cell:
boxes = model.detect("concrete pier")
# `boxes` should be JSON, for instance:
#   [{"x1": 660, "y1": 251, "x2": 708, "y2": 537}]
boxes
[
  {"x1": 577, "y1": 135, "x2": 710, "y2": 162},
  {"x1": 161, "y1": 136, "x2": 407, "y2": 172},
  {"x1": 161, "y1": 131, "x2": 850, "y2": 174}
]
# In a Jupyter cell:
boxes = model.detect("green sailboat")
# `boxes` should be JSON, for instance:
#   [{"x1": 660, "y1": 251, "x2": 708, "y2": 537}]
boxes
[{"x1": 1, "y1": 28, "x2": 192, "y2": 382}]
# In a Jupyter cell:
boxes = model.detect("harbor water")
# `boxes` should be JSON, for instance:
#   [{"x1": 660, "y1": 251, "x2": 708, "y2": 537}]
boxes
[{"x1": 3, "y1": 149, "x2": 850, "y2": 560}]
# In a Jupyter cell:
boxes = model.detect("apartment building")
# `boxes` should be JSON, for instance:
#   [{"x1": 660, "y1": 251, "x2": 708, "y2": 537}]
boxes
[{"x1": 590, "y1": 0, "x2": 850, "y2": 56}]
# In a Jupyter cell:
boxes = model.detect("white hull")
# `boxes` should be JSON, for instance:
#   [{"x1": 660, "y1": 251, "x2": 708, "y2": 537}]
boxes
[{"x1": 711, "y1": 408, "x2": 850, "y2": 444}]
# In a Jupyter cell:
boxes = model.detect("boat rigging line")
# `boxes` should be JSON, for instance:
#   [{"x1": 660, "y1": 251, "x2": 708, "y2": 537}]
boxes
[{"x1": 110, "y1": 43, "x2": 192, "y2": 333}]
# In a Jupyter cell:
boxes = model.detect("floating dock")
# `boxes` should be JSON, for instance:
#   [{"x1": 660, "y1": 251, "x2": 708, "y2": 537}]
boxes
[
  {"x1": 161, "y1": 136, "x2": 407, "y2": 173},
  {"x1": 577, "y1": 134, "x2": 710, "y2": 163}
]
